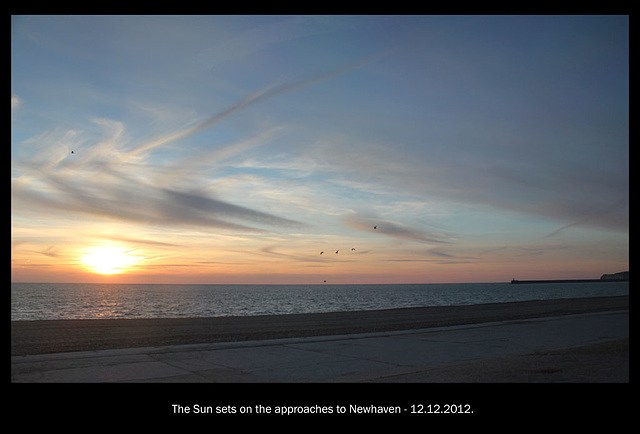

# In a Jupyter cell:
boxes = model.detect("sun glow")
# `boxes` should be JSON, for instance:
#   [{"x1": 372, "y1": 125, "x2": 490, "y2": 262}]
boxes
[{"x1": 80, "y1": 246, "x2": 140, "y2": 275}]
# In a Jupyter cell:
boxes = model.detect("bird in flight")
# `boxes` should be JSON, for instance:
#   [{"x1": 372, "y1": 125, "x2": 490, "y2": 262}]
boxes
[
  {"x1": 373, "y1": 226, "x2": 377, "y2": 229},
  {"x1": 335, "y1": 250, "x2": 339, "y2": 254}
]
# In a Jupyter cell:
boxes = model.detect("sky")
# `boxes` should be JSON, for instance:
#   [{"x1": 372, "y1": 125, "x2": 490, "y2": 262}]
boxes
[{"x1": 11, "y1": 15, "x2": 629, "y2": 284}]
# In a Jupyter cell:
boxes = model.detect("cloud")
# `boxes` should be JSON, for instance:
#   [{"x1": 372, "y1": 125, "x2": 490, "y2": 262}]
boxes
[
  {"x1": 155, "y1": 126, "x2": 284, "y2": 186},
  {"x1": 342, "y1": 212, "x2": 452, "y2": 244},
  {"x1": 121, "y1": 52, "x2": 389, "y2": 161},
  {"x1": 312, "y1": 135, "x2": 628, "y2": 237},
  {"x1": 12, "y1": 96, "x2": 313, "y2": 236},
  {"x1": 162, "y1": 188, "x2": 305, "y2": 229},
  {"x1": 37, "y1": 246, "x2": 62, "y2": 258},
  {"x1": 11, "y1": 94, "x2": 22, "y2": 111},
  {"x1": 103, "y1": 236, "x2": 181, "y2": 247},
  {"x1": 15, "y1": 180, "x2": 302, "y2": 234},
  {"x1": 543, "y1": 199, "x2": 629, "y2": 238},
  {"x1": 257, "y1": 245, "x2": 328, "y2": 263},
  {"x1": 12, "y1": 153, "x2": 306, "y2": 233},
  {"x1": 11, "y1": 52, "x2": 394, "y2": 237}
]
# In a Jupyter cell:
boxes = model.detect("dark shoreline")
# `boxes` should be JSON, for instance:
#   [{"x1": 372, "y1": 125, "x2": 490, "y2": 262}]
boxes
[{"x1": 11, "y1": 296, "x2": 629, "y2": 356}]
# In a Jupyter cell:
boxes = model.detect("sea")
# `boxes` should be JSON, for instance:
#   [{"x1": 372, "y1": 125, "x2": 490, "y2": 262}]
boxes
[{"x1": 10, "y1": 281, "x2": 629, "y2": 321}]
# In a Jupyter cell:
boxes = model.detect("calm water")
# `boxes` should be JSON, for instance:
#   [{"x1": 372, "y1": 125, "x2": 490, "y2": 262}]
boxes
[{"x1": 11, "y1": 281, "x2": 629, "y2": 321}]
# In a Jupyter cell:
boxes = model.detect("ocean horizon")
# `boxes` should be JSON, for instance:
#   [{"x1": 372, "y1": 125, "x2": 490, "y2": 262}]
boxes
[{"x1": 11, "y1": 281, "x2": 629, "y2": 322}]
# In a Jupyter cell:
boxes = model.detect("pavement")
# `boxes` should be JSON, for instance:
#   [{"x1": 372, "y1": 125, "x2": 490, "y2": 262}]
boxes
[{"x1": 10, "y1": 309, "x2": 628, "y2": 383}]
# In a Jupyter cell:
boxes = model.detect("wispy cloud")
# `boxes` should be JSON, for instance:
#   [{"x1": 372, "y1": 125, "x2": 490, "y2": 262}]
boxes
[
  {"x1": 342, "y1": 212, "x2": 452, "y2": 244},
  {"x1": 102, "y1": 236, "x2": 181, "y2": 248},
  {"x1": 163, "y1": 188, "x2": 304, "y2": 229},
  {"x1": 543, "y1": 199, "x2": 628, "y2": 238},
  {"x1": 13, "y1": 167, "x2": 304, "y2": 233},
  {"x1": 36, "y1": 246, "x2": 62, "y2": 258},
  {"x1": 258, "y1": 245, "x2": 330, "y2": 263},
  {"x1": 12, "y1": 49, "x2": 397, "y2": 239},
  {"x1": 311, "y1": 135, "x2": 628, "y2": 237},
  {"x1": 121, "y1": 52, "x2": 389, "y2": 161},
  {"x1": 11, "y1": 94, "x2": 22, "y2": 112}
]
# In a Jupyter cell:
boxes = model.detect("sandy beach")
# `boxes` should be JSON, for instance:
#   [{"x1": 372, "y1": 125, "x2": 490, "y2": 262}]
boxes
[{"x1": 11, "y1": 296, "x2": 628, "y2": 357}]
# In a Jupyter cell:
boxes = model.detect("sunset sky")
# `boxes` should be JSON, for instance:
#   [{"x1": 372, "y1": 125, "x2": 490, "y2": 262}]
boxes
[{"x1": 11, "y1": 15, "x2": 628, "y2": 284}]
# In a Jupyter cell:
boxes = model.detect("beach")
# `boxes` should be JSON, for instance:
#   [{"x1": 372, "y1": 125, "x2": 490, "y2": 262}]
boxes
[{"x1": 11, "y1": 295, "x2": 628, "y2": 357}]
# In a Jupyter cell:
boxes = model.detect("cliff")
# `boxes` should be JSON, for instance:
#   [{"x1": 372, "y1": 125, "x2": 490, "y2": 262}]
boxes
[{"x1": 600, "y1": 271, "x2": 629, "y2": 281}]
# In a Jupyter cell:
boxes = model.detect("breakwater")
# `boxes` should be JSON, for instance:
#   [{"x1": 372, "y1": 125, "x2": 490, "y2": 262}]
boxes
[
  {"x1": 511, "y1": 271, "x2": 628, "y2": 285},
  {"x1": 511, "y1": 279, "x2": 602, "y2": 285}
]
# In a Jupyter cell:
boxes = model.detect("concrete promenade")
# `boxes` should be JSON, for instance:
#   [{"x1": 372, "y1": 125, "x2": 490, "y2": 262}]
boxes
[{"x1": 11, "y1": 309, "x2": 628, "y2": 383}]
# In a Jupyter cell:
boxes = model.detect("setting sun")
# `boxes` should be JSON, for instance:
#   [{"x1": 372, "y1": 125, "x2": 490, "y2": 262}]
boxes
[{"x1": 80, "y1": 246, "x2": 140, "y2": 275}]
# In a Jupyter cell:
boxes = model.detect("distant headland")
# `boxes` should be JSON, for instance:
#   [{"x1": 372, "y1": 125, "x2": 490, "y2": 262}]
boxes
[
  {"x1": 599, "y1": 271, "x2": 629, "y2": 281},
  {"x1": 511, "y1": 271, "x2": 628, "y2": 284}
]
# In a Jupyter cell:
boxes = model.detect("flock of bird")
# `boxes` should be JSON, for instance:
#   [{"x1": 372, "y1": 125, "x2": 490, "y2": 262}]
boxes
[
  {"x1": 320, "y1": 226, "x2": 377, "y2": 256},
  {"x1": 319, "y1": 247, "x2": 358, "y2": 255},
  {"x1": 320, "y1": 226, "x2": 378, "y2": 283}
]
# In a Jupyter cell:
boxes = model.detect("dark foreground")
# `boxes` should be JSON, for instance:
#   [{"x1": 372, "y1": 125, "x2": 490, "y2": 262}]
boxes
[
  {"x1": 11, "y1": 296, "x2": 628, "y2": 357},
  {"x1": 379, "y1": 337, "x2": 628, "y2": 382}
]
